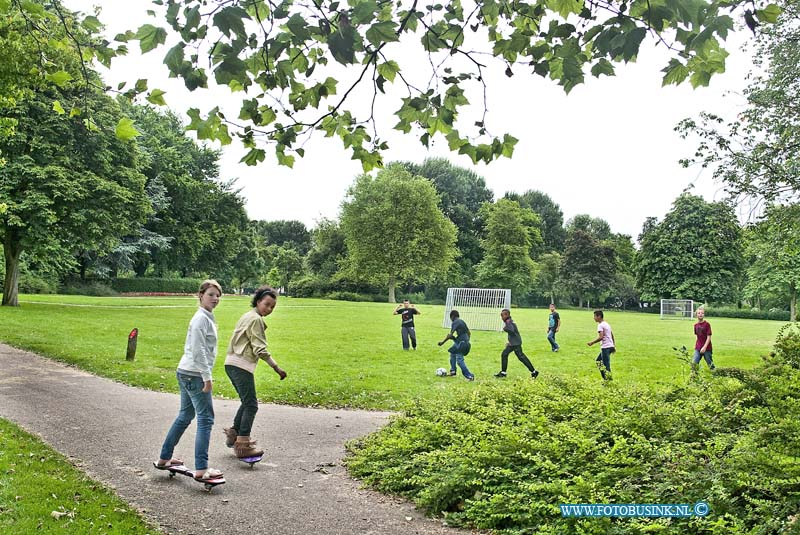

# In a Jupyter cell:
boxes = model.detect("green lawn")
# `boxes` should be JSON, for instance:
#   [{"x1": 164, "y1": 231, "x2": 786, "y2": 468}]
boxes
[
  {"x1": 0, "y1": 418, "x2": 158, "y2": 534},
  {"x1": 0, "y1": 294, "x2": 786, "y2": 410}
]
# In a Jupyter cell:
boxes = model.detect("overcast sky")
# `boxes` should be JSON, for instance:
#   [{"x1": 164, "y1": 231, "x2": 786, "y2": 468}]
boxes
[{"x1": 66, "y1": 0, "x2": 755, "y2": 241}]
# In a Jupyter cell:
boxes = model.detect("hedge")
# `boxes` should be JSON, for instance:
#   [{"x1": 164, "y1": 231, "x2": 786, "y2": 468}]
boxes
[{"x1": 110, "y1": 277, "x2": 207, "y2": 294}]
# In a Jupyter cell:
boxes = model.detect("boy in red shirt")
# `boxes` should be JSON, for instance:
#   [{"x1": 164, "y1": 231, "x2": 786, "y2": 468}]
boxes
[{"x1": 692, "y1": 308, "x2": 716, "y2": 372}]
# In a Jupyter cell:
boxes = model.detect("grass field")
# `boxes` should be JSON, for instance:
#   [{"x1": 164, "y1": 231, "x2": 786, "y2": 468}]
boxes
[
  {"x1": 0, "y1": 418, "x2": 157, "y2": 534},
  {"x1": 0, "y1": 294, "x2": 786, "y2": 410}
]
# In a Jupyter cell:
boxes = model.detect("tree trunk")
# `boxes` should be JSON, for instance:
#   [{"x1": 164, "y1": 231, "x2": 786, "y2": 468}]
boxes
[
  {"x1": 2, "y1": 237, "x2": 22, "y2": 307},
  {"x1": 388, "y1": 276, "x2": 396, "y2": 303},
  {"x1": 791, "y1": 283, "x2": 797, "y2": 323},
  {"x1": 578, "y1": 296, "x2": 583, "y2": 308}
]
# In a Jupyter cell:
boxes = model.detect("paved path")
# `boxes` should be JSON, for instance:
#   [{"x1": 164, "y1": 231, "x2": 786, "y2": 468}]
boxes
[{"x1": 0, "y1": 344, "x2": 469, "y2": 535}]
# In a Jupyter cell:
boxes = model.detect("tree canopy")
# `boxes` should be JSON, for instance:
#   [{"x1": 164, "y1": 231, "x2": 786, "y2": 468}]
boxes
[
  {"x1": 88, "y1": 0, "x2": 780, "y2": 169},
  {"x1": 340, "y1": 164, "x2": 457, "y2": 302},
  {"x1": 636, "y1": 193, "x2": 743, "y2": 303},
  {"x1": 677, "y1": 0, "x2": 796, "y2": 202}
]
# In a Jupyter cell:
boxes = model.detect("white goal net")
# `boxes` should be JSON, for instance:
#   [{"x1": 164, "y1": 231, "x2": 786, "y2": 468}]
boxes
[
  {"x1": 660, "y1": 299, "x2": 694, "y2": 320},
  {"x1": 443, "y1": 288, "x2": 511, "y2": 332}
]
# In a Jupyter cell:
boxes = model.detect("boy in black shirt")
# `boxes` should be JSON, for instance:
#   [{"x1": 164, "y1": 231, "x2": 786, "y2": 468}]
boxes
[
  {"x1": 393, "y1": 299, "x2": 421, "y2": 350},
  {"x1": 495, "y1": 309, "x2": 539, "y2": 378}
]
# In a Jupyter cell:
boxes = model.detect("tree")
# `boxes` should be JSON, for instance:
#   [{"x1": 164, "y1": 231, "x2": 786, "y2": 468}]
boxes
[
  {"x1": 535, "y1": 252, "x2": 562, "y2": 305},
  {"x1": 265, "y1": 245, "x2": 304, "y2": 295},
  {"x1": 677, "y1": 0, "x2": 795, "y2": 202},
  {"x1": 401, "y1": 158, "x2": 493, "y2": 277},
  {"x1": 560, "y1": 230, "x2": 617, "y2": 307},
  {"x1": 636, "y1": 193, "x2": 743, "y2": 303},
  {"x1": 112, "y1": 0, "x2": 772, "y2": 169},
  {"x1": 505, "y1": 190, "x2": 566, "y2": 252},
  {"x1": 306, "y1": 218, "x2": 347, "y2": 280},
  {"x1": 565, "y1": 214, "x2": 613, "y2": 241},
  {"x1": 0, "y1": 88, "x2": 149, "y2": 305},
  {"x1": 744, "y1": 204, "x2": 800, "y2": 321},
  {"x1": 255, "y1": 220, "x2": 312, "y2": 255},
  {"x1": 340, "y1": 164, "x2": 457, "y2": 302},
  {"x1": 475, "y1": 198, "x2": 541, "y2": 300},
  {"x1": 1, "y1": 1, "x2": 137, "y2": 143}
]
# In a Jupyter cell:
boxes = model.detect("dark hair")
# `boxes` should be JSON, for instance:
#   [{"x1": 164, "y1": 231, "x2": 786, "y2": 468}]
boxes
[
  {"x1": 501, "y1": 308, "x2": 510, "y2": 315},
  {"x1": 251, "y1": 286, "x2": 277, "y2": 308},
  {"x1": 450, "y1": 309, "x2": 460, "y2": 319},
  {"x1": 593, "y1": 309, "x2": 604, "y2": 319}
]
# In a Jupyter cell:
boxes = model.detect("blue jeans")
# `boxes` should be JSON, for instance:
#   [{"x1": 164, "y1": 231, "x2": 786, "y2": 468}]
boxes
[
  {"x1": 596, "y1": 347, "x2": 613, "y2": 380},
  {"x1": 159, "y1": 372, "x2": 214, "y2": 471},
  {"x1": 692, "y1": 349, "x2": 715, "y2": 369},
  {"x1": 547, "y1": 328, "x2": 559, "y2": 351},
  {"x1": 449, "y1": 341, "x2": 473, "y2": 379}
]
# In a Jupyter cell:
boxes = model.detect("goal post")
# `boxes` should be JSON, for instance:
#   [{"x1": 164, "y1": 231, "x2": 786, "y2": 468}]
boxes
[
  {"x1": 443, "y1": 288, "x2": 511, "y2": 332},
  {"x1": 660, "y1": 299, "x2": 694, "y2": 320}
]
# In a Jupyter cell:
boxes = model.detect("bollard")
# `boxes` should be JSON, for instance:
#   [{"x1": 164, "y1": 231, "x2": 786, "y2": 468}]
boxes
[{"x1": 126, "y1": 328, "x2": 138, "y2": 361}]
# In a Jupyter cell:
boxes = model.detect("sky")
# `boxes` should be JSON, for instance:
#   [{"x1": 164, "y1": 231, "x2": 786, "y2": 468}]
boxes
[{"x1": 65, "y1": 0, "x2": 756, "y2": 241}]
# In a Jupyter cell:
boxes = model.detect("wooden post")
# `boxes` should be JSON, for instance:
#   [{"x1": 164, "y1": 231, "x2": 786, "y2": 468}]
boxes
[{"x1": 126, "y1": 328, "x2": 138, "y2": 361}]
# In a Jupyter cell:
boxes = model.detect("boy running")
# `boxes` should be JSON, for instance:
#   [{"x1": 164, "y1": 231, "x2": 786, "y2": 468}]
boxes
[{"x1": 495, "y1": 309, "x2": 539, "y2": 378}]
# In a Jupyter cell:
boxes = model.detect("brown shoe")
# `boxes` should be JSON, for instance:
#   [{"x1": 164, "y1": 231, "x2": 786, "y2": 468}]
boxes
[
  {"x1": 234, "y1": 436, "x2": 264, "y2": 458},
  {"x1": 223, "y1": 427, "x2": 237, "y2": 448}
]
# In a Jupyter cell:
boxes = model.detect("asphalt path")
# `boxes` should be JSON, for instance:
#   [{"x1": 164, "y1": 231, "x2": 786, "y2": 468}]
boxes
[{"x1": 0, "y1": 344, "x2": 473, "y2": 535}]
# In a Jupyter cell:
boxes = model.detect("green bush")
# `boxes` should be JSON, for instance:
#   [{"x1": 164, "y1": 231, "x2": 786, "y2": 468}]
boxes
[
  {"x1": 18, "y1": 274, "x2": 57, "y2": 294},
  {"x1": 704, "y1": 306, "x2": 790, "y2": 321},
  {"x1": 60, "y1": 280, "x2": 117, "y2": 297},
  {"x1": 110, "y1": 277, "x2": 206, "y2": 294},
  {"x1": 346, "y1": 331, "x2": 800, "y2": 534}
]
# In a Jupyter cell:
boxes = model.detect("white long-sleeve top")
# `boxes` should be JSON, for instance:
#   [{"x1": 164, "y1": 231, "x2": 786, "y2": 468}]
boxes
[{"x1": 176, "y1": 307, "x2": 218, "y2": 382}]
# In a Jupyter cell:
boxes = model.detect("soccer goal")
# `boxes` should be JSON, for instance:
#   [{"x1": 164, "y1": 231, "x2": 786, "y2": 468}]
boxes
[
  {"x1": 443, "y1": 288, "x2": 511, "y2": 332},
  {"x1": 660, "y1": 299, "x2": 694, "y2": 320}
]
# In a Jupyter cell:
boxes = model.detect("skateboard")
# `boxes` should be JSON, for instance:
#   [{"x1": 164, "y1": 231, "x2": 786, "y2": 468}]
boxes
[
  {"x1": 239, "y1": 455, "x2": 263, "y2": 468},
  {"x1": 153, "y1": 462, "x2": 226, "y2": 492}
]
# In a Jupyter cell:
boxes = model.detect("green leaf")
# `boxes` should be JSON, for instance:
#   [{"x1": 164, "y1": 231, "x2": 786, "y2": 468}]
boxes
[
  {"x1": 590, "y1": 58, "x2": 615, "y2": 77},
  {"x1": 146, "y1": 89, "x2": 167, "y2": 106},
  {"x1": 115, "y1": 117, "x2": 141, "y2": 140},
  {"x1": 135, "y1": 24, "x2": 167, "y2": 53},
  {"x1": 52, "y1": 101, "x2": 65, "y2": 115},
  {"x1": 82, "y1": 15, "x2": 102, "y2": 33},
  {"x1": 351, "y1": 0, "x2": 378, "y2": 25},
  {"x1": 756, "y1": 3, "x2": 781, "y2": 24},
  {"x1": 277, "y1": 151, "x2": 295, "y2": 167},
  {"x1": 545, "y1": 0, "x2": 584, "y2": 19},
  {"x1": 328, "y1": 26, "x2": 361, "y2": 65},
  {"x1": 661, "y1": 59, "x2": 689, "y2": 86},
  {"x1": 377, "y1": 60, "x2": 400, "y2": 82},
  {"x1": 164, "y1": 44, "x2": 186, "y2": 73},
  {"x1": 622, "y1": 27, "x2": 647, "y2": 62},
  {"x1": 241, "y1": 148, "x2": 266, "y2": 166},
  {"x1": 286, "y1": 13, "x2": 311, "y2": 41},
  {"x1": 365, "y1": 21, "x2": 399, "y2": 48},
  {"x1": 45, "y1": 71, "x2": 73, "y2": 88},
  {"x1": 213, "y1": 6, "x2": 248, "y2": 39}
]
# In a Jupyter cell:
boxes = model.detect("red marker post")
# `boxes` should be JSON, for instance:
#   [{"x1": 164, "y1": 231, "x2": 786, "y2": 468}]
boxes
[{"x1": 126, "y1": 328, "x2": 138, "y2": 361}]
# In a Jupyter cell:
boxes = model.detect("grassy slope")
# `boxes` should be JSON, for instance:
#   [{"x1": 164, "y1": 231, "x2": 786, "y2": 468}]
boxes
[
  {"x1": 0, "y1": 295, "x2": 785, "y2": 410},
  {"x1": 0, "y1": 418, "x2": 158, "y2": 534}
]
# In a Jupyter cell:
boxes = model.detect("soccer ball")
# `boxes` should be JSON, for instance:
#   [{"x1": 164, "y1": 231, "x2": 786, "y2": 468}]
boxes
[{"x1": 435, "y1": 367, "x2": 448, "y2": 377}]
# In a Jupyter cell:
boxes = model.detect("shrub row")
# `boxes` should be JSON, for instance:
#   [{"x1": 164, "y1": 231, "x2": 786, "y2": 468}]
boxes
[
  {"x1": 109, "y1": 277, "x2": 206, "y2": 294},
  {"x1": 346, "y1": 325, "x2": 800, "y2": 534}
]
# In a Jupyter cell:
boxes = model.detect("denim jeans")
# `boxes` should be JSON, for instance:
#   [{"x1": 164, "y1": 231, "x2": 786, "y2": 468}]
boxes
[
  {"x1": 596, "y1": 347, "x2": 613, "y2": 380},
  {"x1": 449, "y1": 341, "x2": 473, "y2": 379},
  {"x1": 225, "y1": 365, "x2": 258, "y2": 436},
  {"x1": 692, "y1": 349, "x2": 715, "y2": 369},
  {"x1": 547, "y1": 328, "x2": 559, "y2": 351},
  {"x1": 159, "y1": 372, "x2": 214, "y2": 471},
  {"x1": 401, "y1": 326, "x2": 417, "y2": 350}
]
